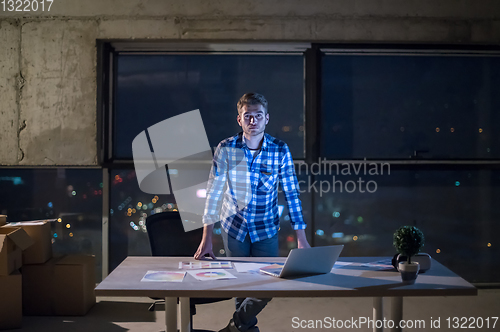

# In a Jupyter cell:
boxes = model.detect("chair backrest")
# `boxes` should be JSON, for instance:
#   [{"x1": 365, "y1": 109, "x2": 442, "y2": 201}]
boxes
[{"x1": 145, "y1": 211, "x2": 204, "y2": 257}]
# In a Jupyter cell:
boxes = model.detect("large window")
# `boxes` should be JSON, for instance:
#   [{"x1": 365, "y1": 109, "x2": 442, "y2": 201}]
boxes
[
  {"x1": 315, "y1": 49, "x2": 500, "y2": 283},
  {"x1": 312, "y1": 168, "x2": 500, "y2": 283},
  {"x1": 114, "y1": 54, "x2": 305, "y2": 159},
  {"x1": 100, "y1": 43, "x2": 500, "y2": 284},
  {"x1": 107, "y1": 49, "x2": 308, "y2": 271},
  {"x1": 108, "y1": 168, "x2": 312, "y2": 271},
  {"x1": 0, "y1": 168, "x2": 103, "y2": 281},
  {"x1": 321, "y1": 52, "x2": 500, "y2": 159}
]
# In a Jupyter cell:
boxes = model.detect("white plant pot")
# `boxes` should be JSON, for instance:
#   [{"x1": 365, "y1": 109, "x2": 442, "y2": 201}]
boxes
[{"x1": 398, "y1": 261, "x2": 420, "y2": 284}]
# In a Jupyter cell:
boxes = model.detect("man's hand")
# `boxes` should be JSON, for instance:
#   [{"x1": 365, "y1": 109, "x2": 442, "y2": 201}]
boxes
[
  {"x1": 194, "y1": 239, "x2": 216, "y2": 260},
  {"x1": 295, "y1": 229, "x2": 311, "y2": 249},
  {"x1": 194, "y1": 224, "x2": 217, "y2": 260}
]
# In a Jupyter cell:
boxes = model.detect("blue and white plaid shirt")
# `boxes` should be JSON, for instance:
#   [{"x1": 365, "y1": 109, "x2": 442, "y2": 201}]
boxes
[{"x1": 203, "y1": 132, "x2": 306, "y2": 243}]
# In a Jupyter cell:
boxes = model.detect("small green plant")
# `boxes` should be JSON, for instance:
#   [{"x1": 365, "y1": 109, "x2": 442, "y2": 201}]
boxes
[{"x1": 393, "y1": 226, "x2": 425, "y2": 264}]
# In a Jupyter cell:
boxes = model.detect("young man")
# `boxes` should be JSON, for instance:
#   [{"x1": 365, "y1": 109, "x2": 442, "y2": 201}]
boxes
[{"x1": 194, "y1": 93, "x2": 310, "y2": 332}]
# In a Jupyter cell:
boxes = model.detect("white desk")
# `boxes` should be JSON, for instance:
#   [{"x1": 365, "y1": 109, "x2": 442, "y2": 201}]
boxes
[{"x1": 95, "y1": 256, "x2": 477, "y2": 332}]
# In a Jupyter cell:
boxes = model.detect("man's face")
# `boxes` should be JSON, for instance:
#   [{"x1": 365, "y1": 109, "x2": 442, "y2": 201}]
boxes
[{"x1": 237, "y1": 104, "x2": 269, "y2": 137}]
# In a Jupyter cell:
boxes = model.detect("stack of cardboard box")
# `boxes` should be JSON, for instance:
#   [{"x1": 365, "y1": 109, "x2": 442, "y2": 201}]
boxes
[
  {"x1": 0, "y1": 219, "x2": 96, "y2": 330},
  {"x1": 0, "y1": 224, "x2": 33, "y2": 330}
]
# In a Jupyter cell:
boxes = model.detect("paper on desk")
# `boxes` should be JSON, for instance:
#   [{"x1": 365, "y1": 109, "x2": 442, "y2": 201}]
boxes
[
  {"x1": 187, "y1": 269, "x2": 236, "y2": 281},
  {"x1": 360, "y1": 259, "x2": 394, "y2": 270},
  {"x1": 179, "y1": 261, "x2": 233, "y2": 269},
  {"x1": 8, "y1": 220, "x2": 55, "y2": 226},
  {"x1": 333, "y1": 261, "x2": 353, "y2": 267},
  {"x1": 233, "y1": 262, "x2": 273, "y2": 273},
  {"x1": 141, "y1": 271, "x2": 186, "y2": 282},
  {"x1": 330, "y1": 259, "x2": 394, "y2": 271},
  {"x1": 330, "y1": 261, "x2": 356, "y2": 272}
]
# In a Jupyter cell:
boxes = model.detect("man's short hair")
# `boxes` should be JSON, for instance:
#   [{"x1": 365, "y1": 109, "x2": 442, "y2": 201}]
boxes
[{"x1": 237, "y1": 93, "x2": 268, "y2": 114}]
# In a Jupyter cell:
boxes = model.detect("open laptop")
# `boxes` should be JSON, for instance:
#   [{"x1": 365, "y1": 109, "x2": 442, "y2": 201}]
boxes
[{"x1": 259, "y1": 245, "x2": 344, "y2": 278}]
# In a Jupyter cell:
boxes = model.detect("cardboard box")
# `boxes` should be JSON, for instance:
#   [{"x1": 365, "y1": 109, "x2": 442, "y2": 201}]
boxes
[
  {"x1": 0, "y1": 215, "x2": 6, "y2": 226},
  {"x1": 0, "y1": 227, "x2": 34, "y2": 276},
  {"x1": 7, "y1": 221, "x2": 52, "y2": 264},
  {"x1": 23, "y1": 255, "x2": 96, "y2": 316},
  {"x1": 21, "y1": 259, "x2": 56, "y2": 316},
  {"x1": 52, "y1": 255, "x2": 96, "y2": 315},
  {"x1": 0, "y1": 271, "x2": 22, "y2": 330}
]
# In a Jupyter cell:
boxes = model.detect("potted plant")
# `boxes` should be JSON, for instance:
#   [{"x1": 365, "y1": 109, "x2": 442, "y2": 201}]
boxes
[{"x1": 393, "y1": 226, "x2": 425, "y2": 284}]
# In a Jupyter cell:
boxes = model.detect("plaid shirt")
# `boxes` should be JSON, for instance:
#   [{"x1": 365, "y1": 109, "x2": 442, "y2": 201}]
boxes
[{"x1": 203, "y1": 132, "x2": 306, "y2": 243}]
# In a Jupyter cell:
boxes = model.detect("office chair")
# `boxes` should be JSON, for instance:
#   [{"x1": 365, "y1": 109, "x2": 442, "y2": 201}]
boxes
[{"x1": 145, "y1": 211, "x2": 230, "y2": 332}]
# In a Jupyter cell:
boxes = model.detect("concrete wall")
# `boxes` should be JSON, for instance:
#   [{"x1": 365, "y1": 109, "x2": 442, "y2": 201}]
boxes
[{"x1": 1, "y1": 0, "x2": 499, "y2": 165}]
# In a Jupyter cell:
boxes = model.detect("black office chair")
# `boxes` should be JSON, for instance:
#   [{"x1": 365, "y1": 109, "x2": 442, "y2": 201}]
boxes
[{"x1": 145, "y1": 211, "x2": 230, "y2": 332}]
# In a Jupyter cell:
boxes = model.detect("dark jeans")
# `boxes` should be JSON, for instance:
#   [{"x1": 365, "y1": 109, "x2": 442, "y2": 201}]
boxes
[{"x1": 221, "y1": 228, "x2": 279, "y2": 331}]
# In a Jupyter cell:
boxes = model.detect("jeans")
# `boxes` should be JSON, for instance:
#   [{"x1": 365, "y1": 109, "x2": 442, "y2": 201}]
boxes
[{"x1": 221, "y1": 228, "x2": 279, "y2": 331}]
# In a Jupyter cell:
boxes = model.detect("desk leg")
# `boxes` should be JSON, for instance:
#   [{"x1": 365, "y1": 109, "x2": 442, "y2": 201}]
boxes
[
  {"x1": 390, "y1": 297, "x2": 403, "y2": 332},
  {"x1": 373, "y1": 297, "x2": 383, "y2": 332},
  {"x1": 165, "y1": 297, "x2": 177, "y2": 332},
  {"x1": 179, "y1": 297, "x2": 191, "y2": 332}
]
